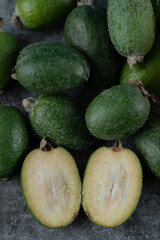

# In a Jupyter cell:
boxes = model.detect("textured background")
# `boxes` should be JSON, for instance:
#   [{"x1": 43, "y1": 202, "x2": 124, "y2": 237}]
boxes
[{"x1": 0, "y1": 0, "x2": 160, "y2": 240}]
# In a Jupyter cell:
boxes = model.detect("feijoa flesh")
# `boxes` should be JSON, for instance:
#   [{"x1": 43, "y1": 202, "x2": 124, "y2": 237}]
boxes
[
  {"x1": 21, "y1": 139, "x2": 81, "y2": 228},
  {"x1": 23, "y1": 94, "x2": 94, "y2": 151},
  {"x1": 85, "y1": 84, "x2": 150, "y2": 140},
  {"x1": 16, "y1": 42, "x2": 90, "y2": 94},
  {"x1": 0, "y1": 104, "x2": 29, "y2": 181},
  {"x1": 107, "y1": 0, "x2": 155, "y2": 69},
  {"x1": 82, "y1": 144, "x2": 143, "y2": 227},
  {"x1": 131, "y1": 115, "x2": 160, "y2": 178},
  {"x1": 0, "y1": 31, "x2": 20, "y2": 94}
]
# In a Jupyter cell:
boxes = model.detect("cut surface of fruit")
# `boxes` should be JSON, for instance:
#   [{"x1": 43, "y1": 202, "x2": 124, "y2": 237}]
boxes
[
  {"x1": 82, "y1": 146, "x2": 143, "y2": 227},
  {"x1": 21, "y1": 145, "x2": 81, "y2": 228}
]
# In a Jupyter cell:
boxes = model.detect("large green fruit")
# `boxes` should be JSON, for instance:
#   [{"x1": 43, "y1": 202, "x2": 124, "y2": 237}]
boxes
[
  {"x1": 107, "y1": 0, "x2": 155, "y2": 69},
  {"x1": 64, "y1": 4, "x2": 123, "y2": 90},
  {"x1": 131, "y1": 115, "x2": 160, "y2": 178},
  {"x1": 82, "y1": 144, "x2": 143, "y2": 227},
  {"x1": 15, "y1": 0, "x2": 77, "y2": 29},
  {"x1": 120, "y1": 37, "x2": 160, "y2": 98},
  {"x1": 21, "y1": 139, "x2": 81, "y2": 228},
  {"x1": 23, "y1": 94, "x2": 94, "y2": 151},
  {"x1": 0, "y1": 104, "x2": 29, "y2": 181},
  {"x1": 0, "y1": 31, "x2": 20, "y2": 94},
  {"x1": 85, "y1": 84, "x2": 150, "y2": 140},
  {"x1": 16, "y1": 42, "x2": 90, "y2": 94}
]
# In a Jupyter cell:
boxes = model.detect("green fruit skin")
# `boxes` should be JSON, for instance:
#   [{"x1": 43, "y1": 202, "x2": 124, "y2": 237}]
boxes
[
  {"x1": 16, "y1": 42, "x2": 90, "y2": 94},
  {"x1": 107, "y1": 0, "x2": 155, "y2": 57},
  {"x1": 0, "y1": 105, "x2": 29, "y2": 180},
  {"x1": 29, "y1": 94, "x2": 94, "y2": 151},
  {"x1": 85, "y1": 84, "x2": 150, "y2": 140},
  {"x1": 15, "y1": 0, "x2": 77, "y2": 29},
  {"x1": 64, "y1": 5, "x2": 123, "y2": 90},
  {"x1": 120, "y1": 37, "x2": 160, "y2": 97},
  {"x1": 131, "y1": 115, "x2": 160, "y2": 178},
  {"x1": 0, "y1": 31, "x2": 20, "y2": 93},
  {"x1": 151, "y1": 0, "x2": 160, "y2": 27}
]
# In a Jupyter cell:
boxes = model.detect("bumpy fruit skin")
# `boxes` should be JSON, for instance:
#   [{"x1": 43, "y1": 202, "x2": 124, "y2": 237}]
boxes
[
  {"x1": 28, "y1": 94, "x2": 94, "y2": 151},
  {"x1": 131, "y1": 115, "x2": 160, "y2": 178},
  {"x1": 64, "y1": 5, "x2": 123, "y2": 90},
  {"x1": 120, "y1": 37, "x2": 160, "y2": 97},
  {"x1": 85, "y1": 84, "x2": 150, "y2": 140},
  {"x1": 0, "y1": 105, "x2": 29, "y2": 180},
  {"x1": 16, "y1": 42, "x2": 90, "y2": 94},
  {"x1": 15, "y1": 0, "x2": 77, "y2": 29},
  {"x1": 0, "y1": 31, "x2": 20, "y2": 93},
  {"x1": 107, "y1": 0, "x2": 155, "y2": 59}
]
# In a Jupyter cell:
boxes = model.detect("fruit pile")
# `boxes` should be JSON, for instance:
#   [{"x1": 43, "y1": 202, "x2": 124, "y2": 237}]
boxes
[{"x1": 0, "y1": 0, "x2": 160, "y2": 229}]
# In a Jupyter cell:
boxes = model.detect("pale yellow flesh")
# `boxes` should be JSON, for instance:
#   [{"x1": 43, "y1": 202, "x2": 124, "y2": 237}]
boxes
[
  {"x1": 82, "y1": 147, "x2": 143, "y2": 227},
  {"x1": 21, "y1": 147, "x2": 81, "y2": 228}
]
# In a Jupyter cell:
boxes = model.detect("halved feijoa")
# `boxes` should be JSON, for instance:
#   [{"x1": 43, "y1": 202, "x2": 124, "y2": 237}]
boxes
[
  {"x1": 82, "y1": 143, "x2": 143, "y2": 227},
  {"x1": 85, "y1": 84, "x2": 150, "y2": 140},
  {"x1": 21, "y1": 139, "x2": 81, "y2": 228},
  {"x1": 0, "y1": 104, "x2": 29, "y2": 180}
]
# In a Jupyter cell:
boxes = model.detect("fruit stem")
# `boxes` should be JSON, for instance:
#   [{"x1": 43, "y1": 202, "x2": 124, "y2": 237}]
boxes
[
  {"x1": 10, "y1": 12, "x2": 22, "y2": 29},
  {"x1": 111, "y1": 140, "x2": 123, "y2": 152},
  {"x1": 127, "y1": 55, "x2": 144, "y2": 70},
  {"x1": 22, "y1": 97, "x2": 37, "y2": 113},
  {"x1": 0, "y1": 102, "x2": 10, "y2": 106},
  {"x1": 40, "y1": 138, "x2": 53, "y2": 152},
  {"x1": 0, "y1": 18, "x2": 3, "y2": 28},
  {"x1": 129, "y1": 79, "x2": 160, "y2": 103},
  {"x1": 77, "y1": 0, "x2": 94, "y2": 6}
]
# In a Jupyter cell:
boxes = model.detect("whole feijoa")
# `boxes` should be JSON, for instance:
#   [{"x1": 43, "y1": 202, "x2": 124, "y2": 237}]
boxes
[
  {"x1": 21, "y1": 138, "x2": 81, "y2": 228},
  {"x1": 131, "y1": 115, "x2": 160, "y2": 178},
  {"x1": 23, "y1": 94, "x2": 94, "y2": 151},
  {"x1": 14, "y1": 0, "x2": 77, "y2": 29},
  {"x1": 16, "y1": 42, "x2": 90, "y2": 94},
  {"x1": 0, "y1": 104, "x2": 29, "y2": 181},
  {"x1": 0, "y1": 31, "x2": 20, "y2": 94},
  {"x1": 82, "y1": 143, "x2": 143, "y2": 227},
  {"x1": 64, "y1": 4, "x2": 123, "y2": 90},
  {"x1": 107, "y1": 0, "x2": 155, "y2": 69},
  {"x1": 120, "y1": 37, "x2": 160, "y2": 97},
  {"x1": 85, "y1": 84, "x2": 150, "y2": 140}
]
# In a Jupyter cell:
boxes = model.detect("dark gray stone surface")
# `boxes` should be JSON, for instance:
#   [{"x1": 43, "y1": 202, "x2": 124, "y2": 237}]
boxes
[{"x1": 0, "y1": 1, "x2": 160, "y2": 239}]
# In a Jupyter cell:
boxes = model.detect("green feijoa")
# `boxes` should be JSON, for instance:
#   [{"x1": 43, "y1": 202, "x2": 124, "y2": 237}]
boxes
[
  {"x1": 85, "y1": 84, "x2": 150, "y2": 140},
  {"x1": 16, "y1": 42, "x2": 90, "y2": 94},
  {"x1": 107, "y1": 0, "x2": 155, "y2": 69},
  {"x1": 120, "y1": 37, "x2": 160, "y2": 98},
  {"x1": 0, "y1": 104, "x2": 29, "y2": 181},
  {"x1": 0, "y1": 31, "x2": 20, "y2": 94},
  {"x1": 22, "y1": 94, "x2": 94, "y2": 151},
  {"x1": 13, "y1": 0, "x2": 77, "y2": 29},
  {"x1": 131, "y1": 115, "x2": 160, "y2": 178},
  {"x1": 64, "y1": 4, "x2": 123, "y2": 90}
]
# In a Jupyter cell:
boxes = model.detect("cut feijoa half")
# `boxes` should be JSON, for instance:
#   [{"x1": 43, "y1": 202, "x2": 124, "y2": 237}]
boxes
[
  {"x1": 21, "y1": 139, "x2": 81, "y2": 228},
  {"x1": 82, "y1": 142, "x2": 143, "y2": 227}
]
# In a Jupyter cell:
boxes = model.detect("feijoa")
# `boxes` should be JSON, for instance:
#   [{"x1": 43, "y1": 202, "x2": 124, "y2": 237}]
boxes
[
  {"x1": 64, "y1": 4, "x2": 123, "y2": 90},
  {"x1": 82, "y1": 143, "x2": 143, "y2": 227},
  {"x1": 120, "y1": 37, "x2": 160, "y2": 97},
  {"x1": 0, "y1": 104, "x2": 29, "y2": 181},
  {"x1": 14, "y1": 0, "x2": 77, "y2": 29},
  {"x1": 0, "y1": 31, "x2": 20, "y2": 94},
  {"x1": 16, "y1": 42, "x2": 90, "y2": 94},
  {"x1": 107, "y1": 0, "x2": 155, "y2": 69},
  {"x1": 21, "y1": 139, "x2": 81, "y2": 228},
  {"x1": 131, "y1": 115, "x2": 160, "y2": 178},
  {"x1": 85, "y1": 84, "x2": 150, "y2": 140},
  {"x1": 23, "y1": 94, "x2": 94, "y2": 151}
]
